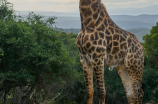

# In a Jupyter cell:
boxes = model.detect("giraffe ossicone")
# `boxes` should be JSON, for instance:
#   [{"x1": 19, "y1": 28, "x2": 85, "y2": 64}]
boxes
[{"x1": 76, "y1": 0, "x2": 144, "y2": 104}]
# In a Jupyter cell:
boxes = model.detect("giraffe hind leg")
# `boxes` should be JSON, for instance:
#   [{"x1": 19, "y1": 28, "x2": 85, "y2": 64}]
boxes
[
  {"x1": 80, "y1": 55, "x2": 94, "y2": 104},
  {"x1": 116, "y1": 64, "x2": 136, "y2": 104},
  {"x1": 124, "y1": 55, "x2": 144, "y2": 104}
]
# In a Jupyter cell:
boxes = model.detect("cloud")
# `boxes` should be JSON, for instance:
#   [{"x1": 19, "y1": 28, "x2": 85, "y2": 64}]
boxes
[{"x1": 9, "y1": 0, "x2": 157, "y2": 12}]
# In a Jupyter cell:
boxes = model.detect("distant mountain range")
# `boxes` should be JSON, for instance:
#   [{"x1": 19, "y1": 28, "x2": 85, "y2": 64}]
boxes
[
  {"x1": 107, "y1": 5, "x2": 158, "y2": 15},
  {"x1": 18, "y1": 5, "x2": 158, "y2": 42},
  {"x1": 54, "y1": 28, "x2": 150, "y2": 42},
  {"x1": 53, "y1": 14, "x2": 158, "y2": 29}
]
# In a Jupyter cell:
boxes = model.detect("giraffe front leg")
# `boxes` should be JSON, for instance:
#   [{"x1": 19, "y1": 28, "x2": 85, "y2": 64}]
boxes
[
  {"x1": 80, "y1": 57, "x2": 94, "y2": 104},
  {"x1": 93, "y1": 57, "x2": 106, "y2": 104}
]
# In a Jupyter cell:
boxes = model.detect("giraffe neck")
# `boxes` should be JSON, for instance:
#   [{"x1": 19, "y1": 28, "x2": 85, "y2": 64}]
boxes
[
  {"x1": 79, "y1": 0, "x2": 101, "y2": 19},
  {"x1": 79, "y1": 0, "x2": 110, "y2": 33}
]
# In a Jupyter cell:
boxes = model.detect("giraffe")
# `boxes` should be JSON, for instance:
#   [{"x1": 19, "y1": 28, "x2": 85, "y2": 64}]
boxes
[{"x1": 76, "y1": 0, "x2": 144, "y2": 104}]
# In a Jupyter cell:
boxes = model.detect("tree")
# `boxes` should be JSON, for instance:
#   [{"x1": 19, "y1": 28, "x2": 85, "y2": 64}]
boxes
[
  {"x1": 143, "y1": 22, "x2": 158, "y2": 69},
  {"x1": 143, "y1": 22, "x2": 158, "y2": 103},
  {"x1": 0, "y1": 3, "x2": 78, "y2": 103}
]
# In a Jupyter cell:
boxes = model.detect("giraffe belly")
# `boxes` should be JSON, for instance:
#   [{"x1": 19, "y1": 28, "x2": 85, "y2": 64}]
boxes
[{"x1": 104, "y1": 56, "x2": 124, "y2": 70}]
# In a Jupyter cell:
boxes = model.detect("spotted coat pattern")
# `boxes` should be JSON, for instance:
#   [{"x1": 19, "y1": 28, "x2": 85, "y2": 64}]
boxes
[{"x1": 76, "y1": 0, "x2": 144, "y2": 104}]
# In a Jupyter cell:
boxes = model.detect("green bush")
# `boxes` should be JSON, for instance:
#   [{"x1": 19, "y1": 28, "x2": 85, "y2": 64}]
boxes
[{"x1": 0, "y1": 2, "x2": 78, "y2": 103}]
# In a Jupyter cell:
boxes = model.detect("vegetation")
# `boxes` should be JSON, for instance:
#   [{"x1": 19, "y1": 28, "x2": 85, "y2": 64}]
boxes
[
  {"x1": 0, "y1": 1, "x2": 158, "y2": 104},
  {"x1": 0, "y1": 1, "x2": 79, "y2": 104}
]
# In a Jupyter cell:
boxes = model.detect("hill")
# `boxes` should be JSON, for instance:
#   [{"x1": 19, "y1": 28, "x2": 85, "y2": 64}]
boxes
[
  {"x1": 54, "y1": 28, "x2": 150, "y2": 42},
  {"x1": 54, "y1": 15, "x2": 158, "y2": 29}
]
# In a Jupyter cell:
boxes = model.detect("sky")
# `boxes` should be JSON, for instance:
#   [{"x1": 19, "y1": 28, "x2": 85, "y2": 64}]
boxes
[{"x1": 8, "y1": 0, "x2": 158, "y2": 12}]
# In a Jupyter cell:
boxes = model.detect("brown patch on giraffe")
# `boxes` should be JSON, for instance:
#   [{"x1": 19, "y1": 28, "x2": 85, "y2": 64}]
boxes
[
  {"x1": 98, "y1": 39, "x2": 102, "y2": 45},
  {"x1": 107, "y1": 42, "x2": 112, "y2": 54},
  {"x1": 77, "y1": 39, "x2": 81, "y2": 46},
  {"x1": 120, "y1": 51, "x2": 125, "y2": 56},
  {"x1": 81, "y1": 0, "x2": 91, "y2": 6},
  {"x1": 105, "y1": 29, "x2": 111, "y2": 35},
  {"x1": 112, "y1": 47, "x2": 119, "y2": 54},
  {"x1": 120, "y1": 35, "x2": 126, "y2": 43},
  {"x1": 88, "y1": 49, "x2": 92, "y2": 54},
  {"x1": 87, "y1": 21, "x2": 95, "y2": 28},
  {"x1": 97, "y1": 60, "x2": 101, "y2": 65},
  {"x1": 99, "y1": 32, "x2": 104, "y2": 39},
  {"x1": 91, "y1": 2, "x2": 98, "y2": 12},
  {"x1": 113, "y1": 41, "x2": 119, "y2": 47},
  {"x1": 103, "y1": 40, "x2": 106, "y2": 46},
  {"x1": 83, "y1": 35, "x2": 89, "y2": 43},
  {"x1": 128, "y1": 54, "x2": 134, "y2": 59},
  {"x1": 107, "y1": 19, "x2": 111, "y2": 24},
  {"x1": 96, "y1": 47, "x2": 102, "y2": 53},
  {"x1": 80, "y1": 8, "x2": 87, "y2": 14},
  {"x1": 118, "y1": 52, "x2": 122, "y2": 59},
  {"x1": 96, "y1": 17, "x2": 103, "y2": 27},
  {"x1": 81, "y1": 23, "x2": 85, "y2": 32},
  {"x1": 108, "y1": 55, "x2": 113, "y2": 60},
  {"x1": 84, "y1": 8, "x2": 93, "y2": 18},
  {"x1": 91, "y1": 46, "x2": 95, "y2": 52},
  {"x1": 77, "y1": 32, "x2": 82, "y2": 39},
  {"x1": 92, "y1": 52, "x2": 97, "y2": 59},
  {"x1": 95, "y1": 58, "x2": 98, "y2": 63},
  {"x1": 90, "y1": 34, "x2": 95, "y2": 41},
  {"x1": 129, "y1": 33, "x2": 135, "y2": 39},
  {"x1": 78, "y1": 47, "x2": 81, "y2": 53},
  {"x1": 120, "y1": 30, "x2": 123, "y2": 34},
  {"x1": 93, "y1": 12, "x2": 98, "y2": 20},
  {"x1": 115, "y1": 28, "x2": 120, "y2": 33},
  {"x1": 106, "y1": 35, "x2": 112, "y2": 42},
  {"x1": 83, "y1": 46, "x2": 88, "y2": 52},
  {"x1": 122, "y1": 31, "x2": 128, "y2": 38},
  {"x1": 93, "y1": 40, "x2": 97, "y2": 45},
  {"x1": 100, "y1": 11, "x2": 105, "y2": 18},
  {"x1": 86, "y1": 42, "x2": 91, "y2": 49},
  {"x1": 113, "y1": 34, "x2": 119, "y2": 40},
  {"x1": 86, "y1": 21, "x2": 95, "y2": 33},
  {"x1": 103, "y1": 19, "x2": 108, "y2": 27},
  {"x1": 102, "y1": 47, "x2": 106, "y2": 52},
  {"x1": 135, "y1": 46, "x2": 138, "y2": 52},
  {"x1": 94, "y1": 32, "x2": 99, "y2": 40},
  {"x1": 97, "y1": 24, "x2": 105, "y2": 31},
  {"x1": 86, "y1": 27, "x2": 95, "y2": 33},
  {"x1": 109, "y1": 27, "x2": 114, "y2": 34},
  {"x1": 114, "y1": 54, "x2": 118, "y2": 59},
  {"x1": 120, "y1": 43, "x2": 127, "y2": 50},
  {"x1": 109, "y1": 21, "x2": 115, "y2": 27},
  {"x1": 127, "y1": 38, "x2": 132, "y2": 47},
  {"x1": 133, "y1": 39, "x2": 137, "y2": 45},
  {"x1": 84, "y1": 17, "x2": 92, "y2": 26}
]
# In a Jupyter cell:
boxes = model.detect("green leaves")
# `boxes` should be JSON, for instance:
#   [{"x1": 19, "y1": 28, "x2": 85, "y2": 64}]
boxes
[
  {"x1": 0, "y1": 8, "x2": 77, "y2": 94},
  {"x1": 143, "y1": 22, "x2": 158, "y2": 69},
  {"x1": 143, "y1": 22, "x2": 158, "y2": 103}
]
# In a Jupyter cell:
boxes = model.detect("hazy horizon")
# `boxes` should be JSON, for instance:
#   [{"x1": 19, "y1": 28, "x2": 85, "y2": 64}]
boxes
[{"x1": 8, "y1": 0, "x2": 158, "y2": 15}]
